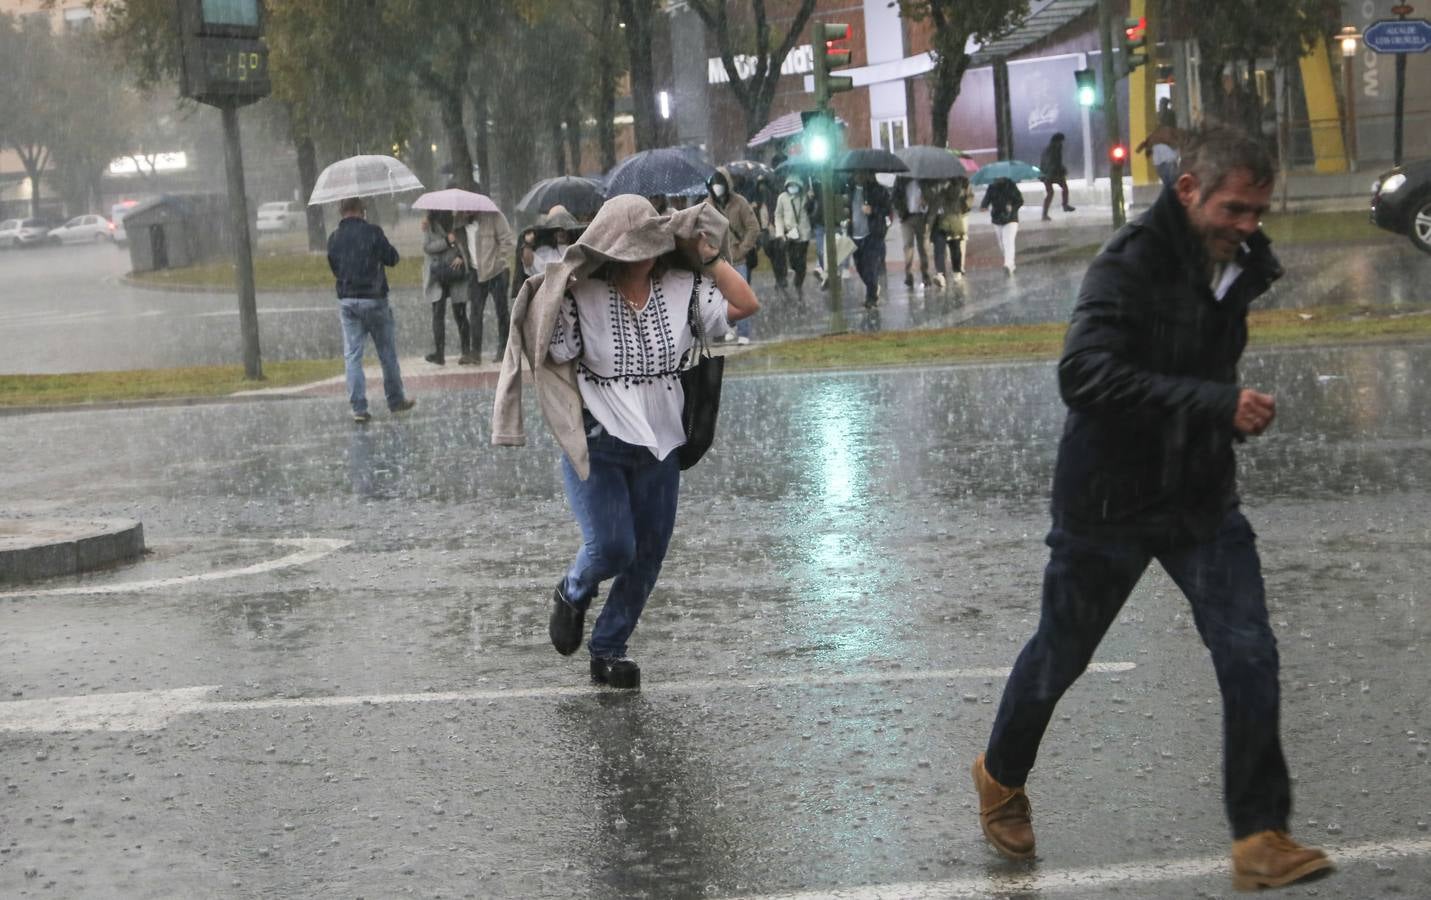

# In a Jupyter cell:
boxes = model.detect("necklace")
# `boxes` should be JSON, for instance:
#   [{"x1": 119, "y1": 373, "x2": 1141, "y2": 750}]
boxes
[{"x1": 614, "y1": 277, "x2": 651, "y2": 312}]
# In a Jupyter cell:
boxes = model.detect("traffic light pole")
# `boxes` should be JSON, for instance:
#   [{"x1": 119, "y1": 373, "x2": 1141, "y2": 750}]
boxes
[
  {"x1": 821, "y1": 162, "x2": 844, "y2": 333},
  {"x1": 1097, "y1": 0, "x2": 1126, "y2": 228},
  {"x1": 221, "y1": 102, "x2": 262, "y2": 380}
]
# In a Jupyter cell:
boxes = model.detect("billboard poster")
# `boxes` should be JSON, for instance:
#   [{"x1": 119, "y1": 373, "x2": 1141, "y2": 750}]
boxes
[{"x1": 1007, "y1": 55, "x2": 1087, "y2": 178}]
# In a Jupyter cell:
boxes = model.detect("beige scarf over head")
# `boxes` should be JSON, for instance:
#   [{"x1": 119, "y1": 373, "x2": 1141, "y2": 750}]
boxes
[{"x1": 490, "y1": 194, "x2": 732, "y2": 479}]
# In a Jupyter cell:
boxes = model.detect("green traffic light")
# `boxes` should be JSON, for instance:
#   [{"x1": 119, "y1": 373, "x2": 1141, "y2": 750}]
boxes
[
  {"x1": 808, "y1": 133, "x2": 831, "y2": 163},
  {"x1": 1074, "y1": 68, "x2": 1097, "y2": 108}
]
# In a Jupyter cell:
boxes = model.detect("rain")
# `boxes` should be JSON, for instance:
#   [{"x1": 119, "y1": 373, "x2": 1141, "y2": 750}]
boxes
[{"x1": 2, "y1": 1, "x2": 1431, "y2": 898}]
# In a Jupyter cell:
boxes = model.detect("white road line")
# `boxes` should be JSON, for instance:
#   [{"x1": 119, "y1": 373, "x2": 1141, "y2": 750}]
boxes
[
  {"x1": 728, "y1": 837, "x2": 1431, "y2": 899},
  {"x1": 0, "y1": 662, "x2": 1136, "y2": 733},
  {"x1": 0, "y1": 537, "x2": 349, "y2": 598}
]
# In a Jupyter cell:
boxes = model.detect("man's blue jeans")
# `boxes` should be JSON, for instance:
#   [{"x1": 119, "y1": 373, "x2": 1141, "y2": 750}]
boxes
[
  {"x1": 339, "y1": 298, "x2": 406, "y2": 415},
  {"x1": 985, "y1": 509, "x2": 1291, "y2": 839},
  {"x1": 560, "y1": 418, "x2": 681, "y2": 659}
]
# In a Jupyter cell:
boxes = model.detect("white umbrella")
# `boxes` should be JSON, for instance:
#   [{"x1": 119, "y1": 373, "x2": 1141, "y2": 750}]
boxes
[
  {"x1": 411, "y1": 188, "x2": 500, "y2": 213},
  {"x1": 308, "y1": 154, "x2": 424, "y2": 206}
]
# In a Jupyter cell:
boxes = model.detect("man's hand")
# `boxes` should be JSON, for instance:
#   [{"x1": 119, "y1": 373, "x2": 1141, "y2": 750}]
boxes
[{"x1": 1233, "y1": 388, "x2": 1276, "y2": 436}]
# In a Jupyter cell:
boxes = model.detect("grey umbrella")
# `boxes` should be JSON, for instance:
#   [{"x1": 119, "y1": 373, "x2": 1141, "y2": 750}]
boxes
[{"x1": 894, "y1": 145, "x2": 973, "y2": 180}]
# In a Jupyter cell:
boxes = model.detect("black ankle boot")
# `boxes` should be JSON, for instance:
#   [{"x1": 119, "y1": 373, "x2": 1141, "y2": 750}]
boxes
[
  {"x1": 549, "y1": 582, "x2": 585, "y2": 656},
  {"x1": 590, "y1": 656, "x2": 640, "y2": 689}
]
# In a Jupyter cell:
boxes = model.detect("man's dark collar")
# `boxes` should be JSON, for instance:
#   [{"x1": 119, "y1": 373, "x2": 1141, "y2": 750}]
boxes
[{"x1": 1140, "y1": 186, "x2": 1278, "y2": 282}]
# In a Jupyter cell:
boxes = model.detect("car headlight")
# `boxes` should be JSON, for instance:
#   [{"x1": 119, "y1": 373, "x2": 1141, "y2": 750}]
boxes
[{"x1": 1380, "y1": 173, "x2": 1407, "y2": 194}]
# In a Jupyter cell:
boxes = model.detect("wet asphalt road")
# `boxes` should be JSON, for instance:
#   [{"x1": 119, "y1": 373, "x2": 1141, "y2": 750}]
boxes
[
  {"x1": 2, "y1": 339, "x2": 1429, "y2": 897},
  {"x1": 1, "y1": 220, "x2": 1427, "y2": 375}
]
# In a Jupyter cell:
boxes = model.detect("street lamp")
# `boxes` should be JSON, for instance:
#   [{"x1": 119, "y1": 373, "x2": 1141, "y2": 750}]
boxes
[{"x1": 1339, "y1": 25, "x2": 1362, "y2": 172}]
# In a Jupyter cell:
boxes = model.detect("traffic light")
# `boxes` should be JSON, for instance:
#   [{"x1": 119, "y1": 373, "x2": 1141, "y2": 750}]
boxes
[
  {"x1": 1122, "y1": 16, "x2": 1148, "y2": 74},
  {"x1": 813, "y1": 22, "x2": 854, "y2": 107},
  {"x1": 1074, "y1": 68, "x2": 1097, "y2": 107},
  {"x1": 801, "y1": 110, "x2": 836, "y2": 163},
  {"x1": 1109, "y1": 143, "x2": 1128, "y2": 165}
]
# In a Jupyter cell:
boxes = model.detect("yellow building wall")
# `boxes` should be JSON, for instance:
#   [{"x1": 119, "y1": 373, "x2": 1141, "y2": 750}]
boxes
[{"x1": 1299, "y1": 39, "x2": 1349, "y2": 173}]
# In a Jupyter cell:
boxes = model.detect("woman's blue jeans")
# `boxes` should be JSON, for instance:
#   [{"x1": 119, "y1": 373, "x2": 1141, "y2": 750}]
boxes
[
  {"x1": 560, "y1": 419, "x2": 681, "y2": 659},
  {"x1": 984, "y1": 509, "x2": 1291, "y2": 839}
]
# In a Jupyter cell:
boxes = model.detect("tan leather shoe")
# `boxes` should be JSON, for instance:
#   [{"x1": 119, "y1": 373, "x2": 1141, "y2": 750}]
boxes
[
  {"x1": 972, "y1": 753, "x2": 1035, "y2": 859},
  {"x1": 1231, "y1": 830, "x2": 1333, "y2": 891}
]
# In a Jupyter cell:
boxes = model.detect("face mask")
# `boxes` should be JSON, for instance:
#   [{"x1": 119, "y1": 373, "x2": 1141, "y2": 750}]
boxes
[
  {"x1": 711, "y1": 184, "x2": 726, "y2": 198},
  {"x1": 787, "y1": 186, "x2": 799, "y2": 195}
]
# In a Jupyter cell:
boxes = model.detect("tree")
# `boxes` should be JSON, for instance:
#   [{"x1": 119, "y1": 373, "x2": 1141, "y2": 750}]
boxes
[
  {"x1": 687, "y1": 0, "x2": 819, "y2": 140},
  {"x1": 617, "y1": 0, "x2": 669, "y2": 150},
  {"x1": 1177, "y1": 0, "x2": 1337, "y2": 134},
  {"x1": 47, "y1": 32, "x2": 134, "y2": 215},
  {"x1": 897, "y1": 0, "x2": 1029, "y2": 148},
  {"x1": 0, "y1": 15, "x2": 60, "y2": 216}
]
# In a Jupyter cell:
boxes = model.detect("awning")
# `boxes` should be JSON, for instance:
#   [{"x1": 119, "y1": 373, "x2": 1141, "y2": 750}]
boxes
[
  {"x1": 969, "y1": 0, "x2": 1098, "y2": 65},
  {"x1": 747, "y1": 110, "x2": 848, "y2": 148}
]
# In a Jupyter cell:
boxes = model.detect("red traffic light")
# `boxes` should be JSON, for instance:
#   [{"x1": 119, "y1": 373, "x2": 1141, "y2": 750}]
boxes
[
  {"x1": 824, "y1": 23, "x2": 851, "y2": 51},
  {"x1": 1123, "y1": 16, "x2": 1146, "y2": 41},
  {"x1": 1109, "y1": 144, "x2": 1128, "y2": 164}
]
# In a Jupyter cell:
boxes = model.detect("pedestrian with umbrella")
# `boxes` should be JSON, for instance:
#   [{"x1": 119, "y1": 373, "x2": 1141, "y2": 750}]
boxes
[
  {"x1": 930, "y1": 175, "x2": 975, "y2": 287},
  {"x1": 420, "y1": 208, "x2": 470, "y2": 366},
  {"x1": 516, "y1": 176, "x2": 605, "y2": 221},
  {"x1": 326, "y1": 196, "x2": 416, "y2": 423},
  {"x1": 846, "y1": 170, "x2": 893, "y2": 308},
  {"x1": 311, "y1": 155, "x2": 425, "y2": 423},
  {"x1": 980, "y1": 176, "x2": 1025, "y2": 275},
  {"x1": 454, "y1": 191, "x2": 517, "y2": 364}
]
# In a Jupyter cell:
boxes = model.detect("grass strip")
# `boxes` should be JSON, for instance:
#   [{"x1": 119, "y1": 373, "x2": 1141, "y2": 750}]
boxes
[
  {"x1": 128, "y1": 253, "x2": 424, "y2": 291},
  {"x1": 0, "y1": 359, "x2": 342, "y2": 408},
  {"x1": 728, "y1": 304, "x2": 1431, "y2": 373}
]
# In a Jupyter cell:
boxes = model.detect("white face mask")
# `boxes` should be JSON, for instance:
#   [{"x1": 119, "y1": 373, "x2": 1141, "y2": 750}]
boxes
[
  {"x1": 711, "y1": 183, "x2": 726, "y2": 198},
  {"x1": 786, "y1": 185, "x2": 800, "y2": 195}
]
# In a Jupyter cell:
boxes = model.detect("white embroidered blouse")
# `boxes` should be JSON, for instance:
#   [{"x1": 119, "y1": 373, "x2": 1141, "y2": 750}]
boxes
[{"x1": 548, "y1": 268, "x2": 731, "y2": 460}]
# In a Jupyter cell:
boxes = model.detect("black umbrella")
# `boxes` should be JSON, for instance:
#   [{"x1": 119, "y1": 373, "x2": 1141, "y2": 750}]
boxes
[
  {"x1": 836, "y1": 148, "x2": 910, "y2": 174},
  {"x1": 605, "y1": 148, "x2": 716, "y2": 197},
  {"x1": 725, "y1": 160, "x2": 774, "y2": 182},
  {"x1": 515, "y1": 176, "x2": 605, "y2": 219}
]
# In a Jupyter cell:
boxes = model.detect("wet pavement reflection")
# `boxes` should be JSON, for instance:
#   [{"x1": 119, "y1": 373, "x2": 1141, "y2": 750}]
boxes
[{"x1": 2, "y1": 340, "x2": 1430, "y2": 896}]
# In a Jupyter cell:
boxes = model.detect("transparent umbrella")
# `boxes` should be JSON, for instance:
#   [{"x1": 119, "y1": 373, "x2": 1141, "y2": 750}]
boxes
[{"x1": 308, "y1": 155, "x2": 425, "y2": 205}]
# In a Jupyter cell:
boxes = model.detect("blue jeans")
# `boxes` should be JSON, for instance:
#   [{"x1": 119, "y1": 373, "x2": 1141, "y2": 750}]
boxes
[
  {"x1": 985, "y1": 509, "x2": 1290, "y2": 838},
  {"x1": 733, "y1": 261, "x2": 753, "y2": 339},
  {"x1": 560, "y1": 418, "x2": 681, "y2": 659},
  {"x1": 339, "y1": 297, "x2": 406, "y2": 415}
]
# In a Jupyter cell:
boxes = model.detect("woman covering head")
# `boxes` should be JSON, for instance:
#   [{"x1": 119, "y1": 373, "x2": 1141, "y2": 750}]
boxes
[
  {"x1": 512, "y1": 206, "x2": 583, "y2": 296},
  {"x1": 492, "y1": 195, "x2": 760, "y2": 688}
]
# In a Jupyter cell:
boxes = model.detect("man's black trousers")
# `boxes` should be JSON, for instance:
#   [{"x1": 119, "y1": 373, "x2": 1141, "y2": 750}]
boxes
[{"x1": 984, "y1": 509, "x2": 1291, "y2": 839}]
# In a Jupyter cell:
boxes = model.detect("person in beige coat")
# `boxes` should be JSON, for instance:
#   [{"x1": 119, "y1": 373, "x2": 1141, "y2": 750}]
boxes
[
  {"x1": 492, "y1": 195, "x2": 759, "y2": 689},
  {"x1": 455, "y1": 206, "x2": 517, "y2": 363},
  {"x1": 930, "y1": 176, "x2": 975, "y2": 288},
  {"x1": 705, "y1": 166, "x2": 759, "y2": 343}
]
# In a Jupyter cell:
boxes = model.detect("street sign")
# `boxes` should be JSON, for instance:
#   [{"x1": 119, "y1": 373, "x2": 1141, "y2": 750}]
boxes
[{"x1": 1363, "y1": 18, "x2": 1431, "y2": 54}]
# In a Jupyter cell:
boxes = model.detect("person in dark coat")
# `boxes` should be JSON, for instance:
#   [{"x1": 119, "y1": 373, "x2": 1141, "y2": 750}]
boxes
[
  {"x1": 979, "y1": 176, "x2": 1024, "y2": 274},
  {"x1": 327, "y1": 196, "x2": 415, "y2": 423},
  {"x1": 1038, "y1": 132, "x2": 1075, "y2": 220},
  {"x1": 846, "y1": 171, "x2": 892, "y2": 307},
  {"x1": 971, "y1": 126, "x2": 1333, "y2": 892}
]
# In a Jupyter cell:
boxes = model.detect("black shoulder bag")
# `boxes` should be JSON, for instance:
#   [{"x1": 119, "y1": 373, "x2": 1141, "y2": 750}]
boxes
[{"x1": 677, "y1": 273, "x2": 725, "y2": 470}]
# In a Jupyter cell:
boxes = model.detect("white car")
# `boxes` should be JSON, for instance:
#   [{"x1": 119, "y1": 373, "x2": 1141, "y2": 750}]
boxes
[
  {"x1": 0, "y1": 218, "x2": 21, "y2": 249},
  {"x1": 47, "y1": 214, "x2": 116, "y2": 244},
  {"x1": 111, "y1": 200, "x2": 140, "y2": 246},
  {"x1": 256, "y1": 200, "x2": 303, "y2": 232}
]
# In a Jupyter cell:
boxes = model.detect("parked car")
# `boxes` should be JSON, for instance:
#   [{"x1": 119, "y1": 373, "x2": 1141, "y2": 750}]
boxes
[
  {"x1": 1371, "y1": 158, "x2": 1431, "y2": 254},
  {"x1": 47, "y1": 214, "x2": 116, "y2": 244},
  {"x1": 1, "y1": 217, "x2": 59, "y2": 248},
  {"x1": 256, "y1": 200, "x2": 303, "y2": 232},
  {"x1": 111, "y1": 199, "x2": 141, "y2": 247}
]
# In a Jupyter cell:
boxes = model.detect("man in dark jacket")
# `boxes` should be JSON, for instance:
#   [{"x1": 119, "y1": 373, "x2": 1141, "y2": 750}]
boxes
[
  {"x1": 327, "y1": 197, "x2": 415, "y2": 423},
  {"x1": 971, "y1": 126, "x2": 1333, "y2": 891}
]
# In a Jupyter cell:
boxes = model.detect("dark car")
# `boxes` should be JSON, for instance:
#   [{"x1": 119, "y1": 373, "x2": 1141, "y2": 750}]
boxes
[{"x1": 1371, "y1": 158, "x2": 1431, "y2": 254}]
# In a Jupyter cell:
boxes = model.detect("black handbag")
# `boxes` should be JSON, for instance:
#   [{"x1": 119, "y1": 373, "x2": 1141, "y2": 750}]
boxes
[
  {"x1": 677, "y1": 274, "x2": 724, "y2": 471},
  {"x1": 430, "y1": 245, "x2": 468, "y2": 287}
]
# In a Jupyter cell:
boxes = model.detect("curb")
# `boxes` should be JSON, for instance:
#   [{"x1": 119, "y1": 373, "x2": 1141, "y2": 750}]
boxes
[{"x1": 0, "y1": 518, "x2": 145, "y2": 585}]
